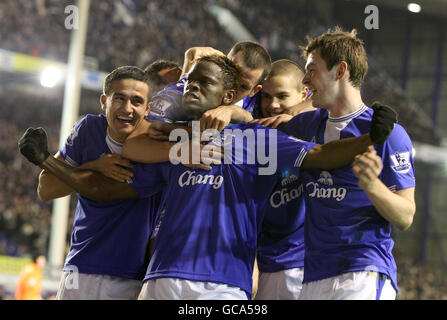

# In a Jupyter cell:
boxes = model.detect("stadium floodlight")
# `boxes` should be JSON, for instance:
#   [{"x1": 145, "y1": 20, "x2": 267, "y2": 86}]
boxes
[
  {"x1": 40, "y1": 66, "x2": 63, "y2": 88},
  {"x1": 407, "y1": 3, "x2": 421, "y2": 13}
]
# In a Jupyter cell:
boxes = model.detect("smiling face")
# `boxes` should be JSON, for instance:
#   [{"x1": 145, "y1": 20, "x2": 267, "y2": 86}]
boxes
[
  {"x1": 182, "y1": 60, "x2": 232, "y2": 118},
  {"x1": 260, "y1": 73, "x2": 303, "y2": 117},
  {"x1": 101, "y1": 78, "x2": 149, "y2": 143},
  {"x1": 302, "y1": 49, "x2": 339, "y2": 109}
]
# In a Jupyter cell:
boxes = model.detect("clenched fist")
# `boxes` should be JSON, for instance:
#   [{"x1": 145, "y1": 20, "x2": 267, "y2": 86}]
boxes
[
  {"x1": 18, "y1": 127, "x2": 50, "y2": 166},
  {"x1": 370, "y1": 102, "x2": 398, "y2": 144}
]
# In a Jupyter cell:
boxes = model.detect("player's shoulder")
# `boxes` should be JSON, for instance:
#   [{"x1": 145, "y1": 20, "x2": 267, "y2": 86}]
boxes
[
  {"x1": 77, "y1": 113, "x2": 106, "y2": 129},
  {"x1": 291, "y1": 108, "x2": 325, "y2": 124},
  {"x1": 387, "y1": 123, "x2": 412, "y2": 145}
]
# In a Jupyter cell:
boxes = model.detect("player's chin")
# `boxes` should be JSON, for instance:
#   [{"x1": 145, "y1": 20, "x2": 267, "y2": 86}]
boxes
[{"x1": 182, "y1": 102, "x2": 203, "y2": 116}]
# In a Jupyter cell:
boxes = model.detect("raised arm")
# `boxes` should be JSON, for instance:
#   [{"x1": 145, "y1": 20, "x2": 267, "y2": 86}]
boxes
[
  {"x1": 182, "y1": 47, "x2": 225, "y2": 75},
  {"x1": 39, "y1": 156, "x2": 139, "y2": 202},
  {"x1": 19, "y1": 128, "x2": 139, "y2": 202},
  {"x1": 38, "y1": 152, "x2": 75, "y2": 201},
  {"x1": 38, "y1": 152, "x2": 135, "y2": 201}
]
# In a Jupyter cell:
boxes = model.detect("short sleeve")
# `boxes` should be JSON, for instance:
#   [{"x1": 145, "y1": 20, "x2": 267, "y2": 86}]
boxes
[
  {"x1": 59, "y1": 116, "x2": 87, "y2": 167},
  {"x1": 379, "y1": 124, "x2": 416, "y2": 191}
]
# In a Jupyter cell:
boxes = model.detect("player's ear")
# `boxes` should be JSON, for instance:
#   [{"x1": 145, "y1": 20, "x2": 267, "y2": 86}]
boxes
[
  {"x1": 100, "y1": 95, "x2": 107, "y2": 111},
  {"x1": 222, "y1": 90, "x2": 236, "y2": 105},
  {"x1": 336, "y1": 61, "x2": 348, "y2": 81},
  {"x1": 249, "y1": 84, "x2": 263, "y2": 97}
]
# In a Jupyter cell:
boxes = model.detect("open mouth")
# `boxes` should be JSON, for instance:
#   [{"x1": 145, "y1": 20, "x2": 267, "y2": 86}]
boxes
[{"x1": 116, "y1": 115, "x2": 134, "y2": 124}]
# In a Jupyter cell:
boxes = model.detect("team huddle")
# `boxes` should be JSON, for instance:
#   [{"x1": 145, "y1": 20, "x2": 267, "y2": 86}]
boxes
[{"x1": 18, "y1": 27, "x2": 416, "y2": 300}]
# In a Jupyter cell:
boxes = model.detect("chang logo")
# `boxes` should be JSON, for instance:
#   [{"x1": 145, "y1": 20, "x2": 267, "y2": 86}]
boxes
[
  {"x1": 178, "y1": 170, "x2": 223, "y2": 190},
  {"x1": 317, "y1": 171, "x2": 333, "y2": 185},
  {"x1": 307, "y1": 171, "x2": 347, "y2": 202},
  {"x1": 281, "y1": 174, "x2": 298, "y2": 186},
  {"x1": 269, "y1": 183, "x2": 304, "y2": 208}
]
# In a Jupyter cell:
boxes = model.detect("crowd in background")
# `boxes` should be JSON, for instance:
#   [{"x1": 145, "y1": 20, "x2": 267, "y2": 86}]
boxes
[
  {"x1": 0, "y1": 0, "x2": 234, "y2": 72},
  {"x1": 0, "y1": 0, "x2": 445, "y2": 299}
]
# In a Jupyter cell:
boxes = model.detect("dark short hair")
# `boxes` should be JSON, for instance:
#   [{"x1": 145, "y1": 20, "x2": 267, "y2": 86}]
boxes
[
  {"x1": 103, "y1": 66, "x2": 149, "y2": 97},
  {"x1": 269, "y1": 59, "x2": 305, "y2": 92},
  {"x1": 31, "y1": 252, "x2": 44, "y2": 263},
  {"x1": 195, "y1": 55, "x2": 242, "y2": 91},
  {"x1": 144, "y1": 60, "x2": 181, "y2": 99},
  {"x1": 228, "y1": 41, "x2": 272, "y2": 85},
  {"x1": 144, "y1": 59, "x2": 181, "y2": 76}
]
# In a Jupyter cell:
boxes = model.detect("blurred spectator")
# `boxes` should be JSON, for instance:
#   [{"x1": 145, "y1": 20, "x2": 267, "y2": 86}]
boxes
[
  {"x1": 0, "y1": 0, "x2": 234, "y2": 72},
  {"x1": 15, "y1": 253, "x2": 47, "y2": 300}
]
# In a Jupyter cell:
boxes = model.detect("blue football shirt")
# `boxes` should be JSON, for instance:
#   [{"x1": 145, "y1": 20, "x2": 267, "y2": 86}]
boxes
[
  {"x1": 129, "y1": 122, "x2": 316, "y2": 297},
  {"x1": 256, "y1": 173, "x2": 306, "y2": 272},
  {"x1": 282, "y1": 105, "x2": 416, "y2": 292},
  {"x1": 59, "y1": 114, "x2": 163, "y2": 280}
]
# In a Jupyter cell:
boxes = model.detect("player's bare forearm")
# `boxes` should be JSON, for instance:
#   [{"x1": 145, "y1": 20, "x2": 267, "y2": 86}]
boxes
[
  {"x1": 182, "y1": 47, "x2": 224, "y2": 74},
  {"x1": 302, "y1": 134, "x2": 374, "y2": 170},
  {"x1": 37, "y1": 153, "x2": 74, "y2": 201},
  {"x1": 361, "y1": 182, "x2": 415, "y2": 230},
  {"x1": 38, "y1": 169, "x2": 74, "y2": 201},
  {"x1": 122, "y1": 135, "x2": 174, "y2": 163},
  {"x1": 39, "y1": 156, "x2": 138, "y2": 202}
]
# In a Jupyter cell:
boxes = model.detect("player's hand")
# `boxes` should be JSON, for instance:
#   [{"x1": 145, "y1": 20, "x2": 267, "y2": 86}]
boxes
[
  {"x1": 185, "y1": 47, "x2": 225, "y2": 61},
  {"x1": 147, "y1": 125, "x2": 169, "y2": 141},
  {"x1": 148, "y1": 122, "x2": 181, "y2": 141},
  {"x1": 81, "y1": 154, "x2": 134, "y2": 183},
  {"x1": 370, "y1": 101, "x2": 397, "y2": 144},
  {"x1": 352, "y1": 145, "x2": 383, "y2": 191},
  {"x1": 175, "y1": 139, "x2": 223, "y2": 171},
  {"x1": 250, "y1": 114, "x2": 293, "y2": 128},
  {"x1": 200, "y1": 106, "x2": 234, "y2": 132},
  {"x1": 18, "y1": 127, "x2": 50, "y2": 166}
]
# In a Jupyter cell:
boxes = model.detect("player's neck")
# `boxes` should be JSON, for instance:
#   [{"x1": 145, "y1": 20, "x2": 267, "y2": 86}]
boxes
[{"x1": 327, "y1": 87, "x2": 363, "y2": 118}]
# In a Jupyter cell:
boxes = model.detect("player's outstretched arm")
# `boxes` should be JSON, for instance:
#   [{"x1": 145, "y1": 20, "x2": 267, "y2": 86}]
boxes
[
  {"x1": 353, "y1": 146, "x2": 415, "y2": 230},
  {"x1": 19, "y1": 127, "x2": 139, "y2": 202},
  {"x1": 301, "y1": 102, "x2": 398, "y2": 170},
  {"x1": 250, "y1": 114, "x2": 293, "y2": 129},
  {"x1": 38, "y1": 152, "x2": 135, "y2": 201},
  {"x1": 39, "y1": 156, "x2": 139, "y2": 202}
]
